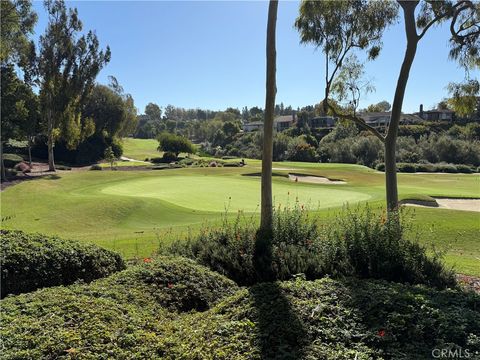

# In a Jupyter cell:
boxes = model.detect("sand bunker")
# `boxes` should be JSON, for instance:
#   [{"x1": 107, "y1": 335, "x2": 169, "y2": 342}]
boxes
[
  {"x1": 120, "y1": 156, "x2": 149, "y2": 163},
  {"x1": 404, "y1": 198, "x2": 480, "y2": 212},
  {"x1": 288, "y1": 173, "x2": 346, "y2": 185}
]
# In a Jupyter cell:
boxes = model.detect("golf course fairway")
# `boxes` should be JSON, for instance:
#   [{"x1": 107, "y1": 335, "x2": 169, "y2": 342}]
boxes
[{"x1": 1, "y1": 159, "x2": 479, "y2": 275}]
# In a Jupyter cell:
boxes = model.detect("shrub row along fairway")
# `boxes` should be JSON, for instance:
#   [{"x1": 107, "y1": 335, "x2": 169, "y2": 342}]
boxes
[{"x1": 1, "y1": 162, "x2": 479, "y2": 275}]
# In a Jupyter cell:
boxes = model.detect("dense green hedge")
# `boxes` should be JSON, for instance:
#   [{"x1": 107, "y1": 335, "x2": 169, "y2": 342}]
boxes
[
  {"x1": 0, "y1": 257, "x2": 240, "y2": 359},
  {"x1": 1, "y1": 261, "x2": 478, "y2": 359},
  {"x1": 0, "y1": 230, "x2": 126, "y2": 298},
  {"x1": 375, "y1": 162, "x2": 477, "y2": 173}
]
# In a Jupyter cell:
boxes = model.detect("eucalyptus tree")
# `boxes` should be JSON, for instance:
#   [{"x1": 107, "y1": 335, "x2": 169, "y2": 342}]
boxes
[
  {"x1": 295, "y1": 0, "x2": 480, "y2": 212},
  {"x1": 0, "y1": 0, "x2": 37, "y2": 68},
  {"x1": 37, "y1": 0, "x2": 110, "y2": 171},
  {"x1": 145, "y1": 103, "x2": 162, "y2": 121},
  {"x1": 0, "y1": 0, "x2": 38, "y2": 180},
  {"x1": 260, "y1": 0, "x2": 279, "y2": 235},
  {"x1": 447, "y1": 79, "x2": 480, "y2": 117}
]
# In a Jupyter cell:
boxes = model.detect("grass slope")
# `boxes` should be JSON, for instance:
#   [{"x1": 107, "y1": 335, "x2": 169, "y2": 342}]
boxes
[
  {"x1": 1, "y1": 258, "x2": 479, "y2": 359},
  {"x1": 121, "y1": 138, "x2": 160, "y2": 160}
]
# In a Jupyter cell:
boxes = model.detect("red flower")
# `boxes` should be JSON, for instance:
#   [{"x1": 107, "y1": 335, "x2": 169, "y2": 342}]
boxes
[
  {"x1": 167, "y1": 282, "x2": 174, "y2": 289},
  {"x1": 378, "y1": 329, "x2": 386, "y2": 337},
  {"x1": 143, "y1": 258, "x2": 152, "y2": 263}
]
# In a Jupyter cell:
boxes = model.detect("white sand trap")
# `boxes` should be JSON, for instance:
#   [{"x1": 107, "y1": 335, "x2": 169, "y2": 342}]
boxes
[
  {"x1": 272, "y1": 167, "x2": 297, "y2": 171},
  {"x1": 405, "y1": 198, "x2": 480, "y2": 212},
  {"x1": 288, "y1": 173, "x2": 346, "y2": 185},
  {"x1": 120, "y1": 156, "x2": 149, "y2": 164}
]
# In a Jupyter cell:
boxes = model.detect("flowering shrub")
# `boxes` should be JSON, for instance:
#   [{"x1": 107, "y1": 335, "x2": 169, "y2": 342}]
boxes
[{"x1": 164, "y1": 206, "x2": 455, "y2": 288}]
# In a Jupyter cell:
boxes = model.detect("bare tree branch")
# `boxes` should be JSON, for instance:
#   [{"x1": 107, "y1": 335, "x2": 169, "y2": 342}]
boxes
[{"x1": 324, "y1": 100, "x2": 385, "y2": 143}]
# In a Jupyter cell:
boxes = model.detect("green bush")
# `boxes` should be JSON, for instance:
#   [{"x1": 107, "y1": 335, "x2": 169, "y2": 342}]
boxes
[
  {"x1": 151, "y1": 152, "x2": 178, "y2": 163},
  {"x1": 0, "y1": 230, "x2": 125, "y2": 298},
  {"x1": 436, "y1": 163, "x2": 458, "y2": 173},
  {"x1": 151, "y1": 156, "x2": 165, "y2": 163},
  {"x1": 375, "y1": 163, "x2": 385, "y2": 171},
  {"x1": 31, "y1": 134, "x2": 123, "y2": 165},
  {"x1": 162, "y1": 151, "x2": 178, "y2": 162},
  {"x1": 397, "y1": 163, "x2": 417, "y2": 173},
  {"x1": 455, "y1": 164, "x2": 474, "y2": 173},
  {"x1": 178, "y1": 157, "x2": 195, "y2": 166},
  {"x1": 157, "y1": 132, "x2": 196, "y2": 157},
  {"x1": 2, "y1": 153, "x2": 23, "y2": 168},
  {"x1": 0, "y1": 257, "x2": 240, "y2": 359},
  {"x1": 324, "y1": 207, "x2": 455, "y2": 288},
  {"x1": 90, "y1": 164, "x2": 102, "y2": 170},
  {"x1": 415, "y1": 163, "x2": 435, "y2": 172},
  {"x1": 1, "y1": 269, "x2": 477, "y2": 359},
  {"x1": 375, "y1": 162, "x2": 474, "y2": 174},
  {"x1": 164, "y1": 206, "x2": 455, "y2": 288}
]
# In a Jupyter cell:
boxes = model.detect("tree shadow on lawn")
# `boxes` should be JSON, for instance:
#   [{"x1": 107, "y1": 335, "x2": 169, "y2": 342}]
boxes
[
  {"x1": 250, "y1": 228, "x2": 480, "y2": 359},
  {"x1": 249, "y1": 282, "x2": 308, "y2": 359},
  {"x1": 248, "y1": 276, "x2": 480, "y2": 359},
  {"x1": 333, "y1": 277, "x2": 480, "y2": 359},
  {"x1": 251, "y1": 232, "x2": 308, "y2": 359},
  {"x1": 0, "y1": 173, "x2": 61, "y2": 191},
  {"x1": 44, "y1": 174, "x2": 61, "y2": 180}
]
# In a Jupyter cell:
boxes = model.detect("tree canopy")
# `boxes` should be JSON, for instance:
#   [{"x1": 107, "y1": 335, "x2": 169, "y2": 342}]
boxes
[
  {"x1": 0, "y1": 0, "x2": 37, "y2": 70},
  {"x1": 37, "y1": 0, "x2": 111, "y2": 170},
  {"x1": 295, "y1": 0, "x2": 480, "y2": 212},
  {"x1": 157, "y1": 132, "x2": 195, "y2": 157},
  {"x1": 145, "y1": 103, "x2": 162, "y2": 121}
]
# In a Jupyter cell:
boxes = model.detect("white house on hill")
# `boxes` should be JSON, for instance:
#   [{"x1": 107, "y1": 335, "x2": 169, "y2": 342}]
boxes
[{"x1": 243, "y1": 114, "x2": 296, "y2": 132}]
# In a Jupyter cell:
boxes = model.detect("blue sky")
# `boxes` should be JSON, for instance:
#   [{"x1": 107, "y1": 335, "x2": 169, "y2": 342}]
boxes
[{"x1": 32, "y1": 1, "x2": 474, "y2": 114}]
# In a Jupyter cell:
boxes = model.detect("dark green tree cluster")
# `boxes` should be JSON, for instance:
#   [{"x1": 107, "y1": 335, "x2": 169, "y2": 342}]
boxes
[
  {"x1": 1, "y1": 0, "x2": 138, "y2": 177},
  {"x1": 1, "y1": 0, "x2": 38, "y2": 180}
]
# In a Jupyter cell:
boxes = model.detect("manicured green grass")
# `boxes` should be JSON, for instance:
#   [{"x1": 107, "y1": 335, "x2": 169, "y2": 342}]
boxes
[
  {"x1": 100, "y1": 173, "x2": 372, "y2": 212},
  {"x1": 2, "y1": 141, "x2": 479, "y2": 275},
  {"x1": 121, "y1": 137, "x2": 161, "y2": 160},
  {"x1": 98, "y1": 160, "x2": 150, "y2": 168}
]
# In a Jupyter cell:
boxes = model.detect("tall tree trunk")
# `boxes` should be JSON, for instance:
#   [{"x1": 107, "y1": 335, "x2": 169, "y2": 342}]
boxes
[
  {"x1": 47, "y1": 133, "x2": 55, "y2": 172},
  {"x1": 385, "y1": 1, "x2": 418, "y2": 212},
  {"x1": 47, "y1": 97, "x2": 56, "y2": 172},
  {"x1": 260, "y1": 0, "x2": 278, "y2": 233},
  {"x1": 28, "y1": 136, "x2": 33, "y2": 167},
  {"x1": 0, "y1": 141, "x2": 6, "y2": 182}
]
